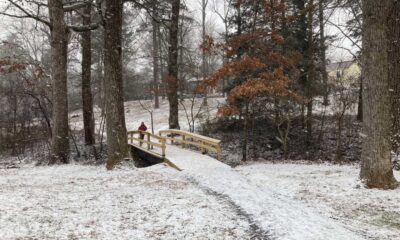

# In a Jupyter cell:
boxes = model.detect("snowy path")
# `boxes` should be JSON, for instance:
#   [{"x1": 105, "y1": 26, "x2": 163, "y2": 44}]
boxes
[
  {"x1": 165, "y1": 146, "x2": 366, "y2": 240},
  {"x1": 237, "y1": 163, "x2": 400, "y2": 240}
]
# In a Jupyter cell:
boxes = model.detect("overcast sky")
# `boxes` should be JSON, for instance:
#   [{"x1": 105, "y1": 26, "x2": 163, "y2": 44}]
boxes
[{"x1": 0, "y1": 0, "x2": 356, "y2": 62}]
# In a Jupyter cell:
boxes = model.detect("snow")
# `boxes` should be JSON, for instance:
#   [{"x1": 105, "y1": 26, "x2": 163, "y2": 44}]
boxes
[
  {"x1": 0, "y1": 164, "x2": 250, "y2": 239},
  {"x1": 237, "y1": 163, "x2": 400, "y2": 240},
  {"x1": 2, "y1": 153, "x2": 399, "y2": 239},
  {"x1": 165, "y1": 147, "x2": 366, "y2": 240},
  {"x1": 69, "y1": 98, "x2": 225, "y2": 133}
]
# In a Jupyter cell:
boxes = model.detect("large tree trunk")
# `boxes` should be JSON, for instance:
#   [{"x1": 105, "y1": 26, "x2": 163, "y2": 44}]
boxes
[
  {"x1": 167, "y1": 0, "x2": 181, "y2": 129},
  {"x1": 82, "y1": 3, "x2": 96, "y2": 146},
  {"x1": 104, "y1": 0, "x2": 128, "y2": 170},
  {"x1": 48, "y1": 0, "x2": 70, "y2": 164},
  {"x1": 152, "y1": 2, "x2": 160, "y2": 109},
  {"x1": 388, "y1": 1, "x2": 400, "y2": 155},
  {"x1": 360, "y1": 0, "x2": 398, "y2": 189}
]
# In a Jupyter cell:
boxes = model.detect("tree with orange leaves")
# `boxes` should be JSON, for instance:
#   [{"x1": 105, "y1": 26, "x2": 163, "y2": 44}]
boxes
[{"x1": 202, "y1": 0, "x2": 302, "y2": 161}]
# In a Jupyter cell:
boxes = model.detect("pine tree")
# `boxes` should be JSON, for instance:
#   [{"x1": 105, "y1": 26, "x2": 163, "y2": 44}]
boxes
[{"x1": 204, "y1": 1, "x2": 302, "y2": 161}]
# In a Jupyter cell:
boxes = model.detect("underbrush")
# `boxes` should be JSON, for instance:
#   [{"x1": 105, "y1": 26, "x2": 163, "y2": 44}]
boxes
[
  {"x1": 0, "y1": 129, "x2": 107, "y2": 167},
  {"x1": 203, "y1": 114, "x2": 362, "y2": 166}
]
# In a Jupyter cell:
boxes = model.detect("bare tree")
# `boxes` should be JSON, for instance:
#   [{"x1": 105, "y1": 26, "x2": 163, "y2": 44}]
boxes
[
  {"x1": 331, "y1": 76, "x2": 357, "y2": 163},
  {"x1": 179, "y1": 85, "x2": 206, "y2": 133},
  {"x1": 1, "y1": 0, "x2": 103, "y2": 163},
  {"x1": 139, "y1": 100, "x2": 155, "y2": 134}
]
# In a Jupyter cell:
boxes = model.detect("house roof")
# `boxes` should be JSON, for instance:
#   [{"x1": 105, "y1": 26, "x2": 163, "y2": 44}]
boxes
[{"x1": 327, "y1": 60, "x2": 357, "y2": 72}]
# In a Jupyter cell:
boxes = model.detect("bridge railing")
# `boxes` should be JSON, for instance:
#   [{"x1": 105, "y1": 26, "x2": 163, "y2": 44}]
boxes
[
  {"x1": 159, "y1": 129, "x2": 221, "y2": 159},
  {"x1": 127, "y1": 131, "x2": 166, "y2": 157}
]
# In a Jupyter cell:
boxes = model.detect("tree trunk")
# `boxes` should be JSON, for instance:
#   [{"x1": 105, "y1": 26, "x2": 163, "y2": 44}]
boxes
[
  {"x1": 306, "y1": 99, "x2": 313, "y2": 146},
  {"x1": 236, "y1": 1, "x2": 243, "y2": 59},
  {"x1": 318, "y1": 0, "x2": 329, "y2": 105},
  {"x1": 178, "y1": 21, "x2": 185, "y2": 100},
  {"x1": 357, "y1": 75, "x2": 363, "y2": 121},
  {"x1": 242, "y1": 103, "x2": 249, "y2": 161},
  {"x1": 152, "y1": 3, "x2": 160, "y2": 109},
  {"x1": 306, "y1": 0, "x2": 315, "y2": 146},
  {"x1": 335, "y1": 113, "x2": 344, "y2": 163},
  {"x1": 360, "y1": 0, "x2": 398, "y2": 189},
  {"x1": 167, "y1": 0, "x2": 181, "y2": 129},
  {"x1": 159, "y1": 25, "x2": 166, "y2": 100},
  {"x1": 388, "y1": 1, "x2": 400, "y2": 155},
  {"x1": 82, "y1": 3, "x2": 96, "y2": 146},
  {"x1": 202, "y1": 0, "x2": 208, "y2": 106},
  {"x1": 48, "y1": 0, "x2": 70, "y2": 164},
  {"x1": 104, "y1": 0, "x2": 128, "y2": 170}
]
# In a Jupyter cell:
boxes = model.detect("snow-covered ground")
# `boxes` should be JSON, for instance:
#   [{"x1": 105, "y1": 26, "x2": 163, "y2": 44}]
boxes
[
  {"x1": 237, "y1": 163, "x2": 400, "y2": 240},
  {"x1": 69, "y1": 98, "x2": 225, "y2": 133},
  {"x1": 165, "y1": 147, "x2": 365, "y2": 240},
  {"x1": 0, "y1": 164, "x2": 250, "y2": 240},
  {"x1": 1, "y1": 159, "x2": 399, "y2": 239}
]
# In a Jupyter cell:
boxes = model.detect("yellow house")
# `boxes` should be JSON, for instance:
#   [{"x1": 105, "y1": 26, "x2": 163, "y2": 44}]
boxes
[{"x1": 327, "y1": 61, "x2": 360, "y2": 88}]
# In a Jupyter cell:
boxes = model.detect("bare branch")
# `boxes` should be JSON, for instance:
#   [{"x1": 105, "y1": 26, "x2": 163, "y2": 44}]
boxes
[
  {"x1": 327, "y1": 19, "x2": 361, "y2": 50},
  {"x1": 3, "y1": 0, "x2": 51, "y2": 28}
]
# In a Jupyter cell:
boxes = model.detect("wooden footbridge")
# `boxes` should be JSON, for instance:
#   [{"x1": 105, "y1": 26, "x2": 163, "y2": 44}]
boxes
[{"x1": 127, "y1": 129, "x2": 221, "y2": 169}]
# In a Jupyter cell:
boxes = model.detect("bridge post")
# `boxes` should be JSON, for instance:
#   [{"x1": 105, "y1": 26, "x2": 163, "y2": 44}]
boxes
[
  {"x1": 128, "y1": 132, "x2": 132, "y2": 144},
  {"x1": 161, "y1": 138, "x2": 166, "y2": 157}
]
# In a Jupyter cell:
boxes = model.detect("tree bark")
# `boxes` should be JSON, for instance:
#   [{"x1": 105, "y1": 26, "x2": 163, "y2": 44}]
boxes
[
  {"x1": 306, "y1": 0, "x2": 315, "y2": 146},
  {"x1": 167, "y1": 0, "x2": 181, "y2": 129},
  {"x1": 152, "y1": 2, "x2": 160, "y2": 109},
  {"x1": 159, "y1": 25, "x2": 166, "y2": 100},
  {"x1": 178, "y1": 20, "x2": 185, "y2": 99},
  {"x1": 357, "y1": 74, "x2": 363, "y2": 121},
  {"x1": 242, "y1": 102, "x2": 249, "y2": 161},
  {"x1": 318, "y1": 0, "x2": 329, "y2": 105},
  {"x1": 360, "y1": 0, "x2": 398, "y2": 189},
  {"x1": 202, "y1": 0, "x2": 208, "y2": 106},
  {"x1": 81, "y1": 3, "x2": 96, "y2": 146},
  {"x1": 388, "y1": 1, "x2": 400, "y2": 155},
  {"x1": 48, "y1": 0, "x2": 70, "y2": 164},
  {"x1": 104, "y1": 0, "x2": 128, "y2": 170}
]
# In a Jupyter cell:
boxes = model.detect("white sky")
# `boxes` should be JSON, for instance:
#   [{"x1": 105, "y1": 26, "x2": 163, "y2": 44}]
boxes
[{"x1": 0, "y1": 0, "x2": 357, "y2": 62}]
